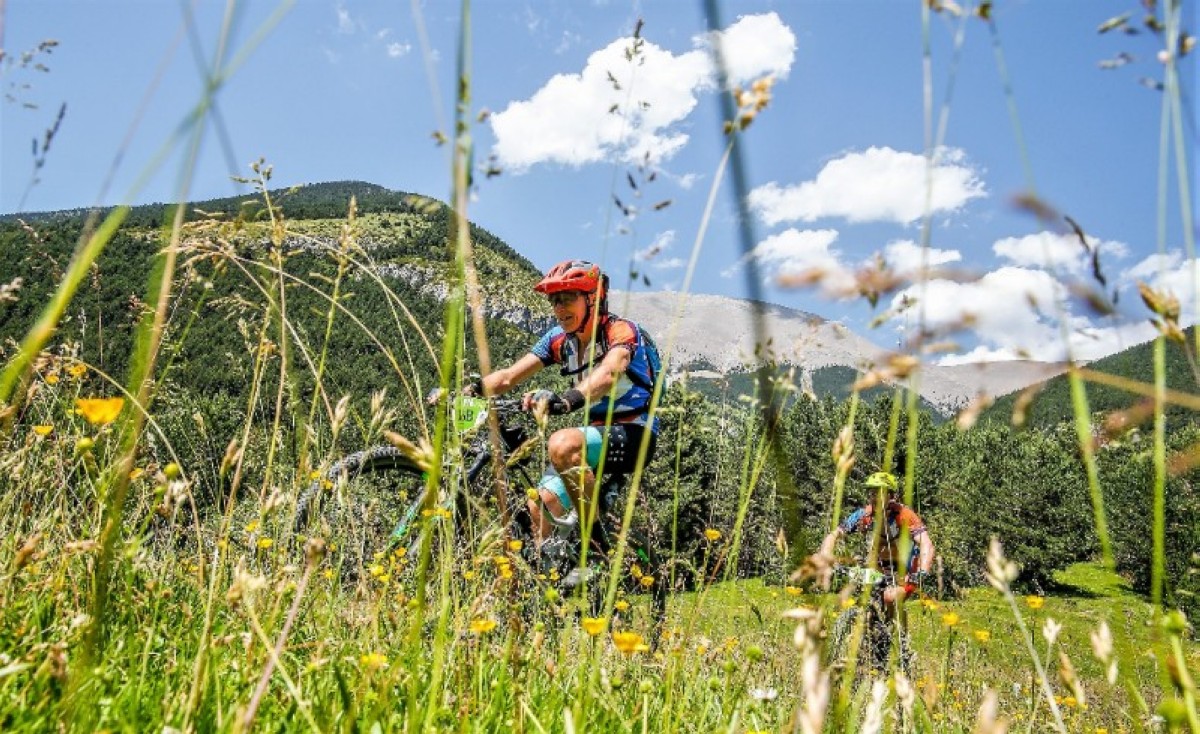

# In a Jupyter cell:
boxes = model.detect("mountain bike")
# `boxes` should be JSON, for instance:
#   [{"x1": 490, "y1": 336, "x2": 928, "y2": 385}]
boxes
[
  {"x1": 826, "y1": 564, "x2": 914, "y2": 678},
  {"x1": 293, "y1": 393, "x2": 667, "y2": 621}
]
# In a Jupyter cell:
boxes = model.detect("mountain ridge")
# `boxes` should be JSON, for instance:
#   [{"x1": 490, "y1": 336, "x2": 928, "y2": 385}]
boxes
[{"x1": 1, "y1": 179, "x2": 1072, "y2": 414}]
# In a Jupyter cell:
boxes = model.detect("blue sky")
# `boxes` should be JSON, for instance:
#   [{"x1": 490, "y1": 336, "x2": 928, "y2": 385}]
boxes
[{"x1": 2, "y1": 1, "x2": 1196, "y2": 363}]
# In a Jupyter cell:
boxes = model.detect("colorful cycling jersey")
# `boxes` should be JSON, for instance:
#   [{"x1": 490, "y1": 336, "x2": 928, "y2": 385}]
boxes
[
  {"x1": 530, "y1": 314, "x2": 659, "y2": 433},
  {"x1": 840, "y1": 500, "x2": 926, "y2": 573}
]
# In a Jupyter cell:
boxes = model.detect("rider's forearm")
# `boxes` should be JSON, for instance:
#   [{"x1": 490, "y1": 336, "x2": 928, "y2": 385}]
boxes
[
  {"x1": 484, "y1": 355, "x2": 543, "y2": 396},
  {"x1": 574, "y1": 349, "x2": 631, "y2": 401},
  {"x1": 575, "y1": 370, "x2": 617, "y2": 401},
  {"x1": 482, "y1": 371, "x2": 513, "y2": 395}
]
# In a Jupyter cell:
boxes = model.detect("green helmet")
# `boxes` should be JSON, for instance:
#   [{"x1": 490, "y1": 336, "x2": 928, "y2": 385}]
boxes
[{"x1": 864, "y1": 471, "x2": 898, "y2": 492}]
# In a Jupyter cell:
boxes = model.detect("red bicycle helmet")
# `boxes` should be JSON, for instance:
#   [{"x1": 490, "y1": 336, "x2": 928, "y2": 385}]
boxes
[
  {"x1": 535, "y1": 259, "x2": 609, "y2": 333},
  {"x1": 535, "y1": 259, "x2": 604, "y2": 296}
]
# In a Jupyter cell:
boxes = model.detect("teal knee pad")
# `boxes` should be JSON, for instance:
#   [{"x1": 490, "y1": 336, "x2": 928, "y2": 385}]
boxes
[{"x1": 582, "y1": 426, "x2": 605, "y2": 469}]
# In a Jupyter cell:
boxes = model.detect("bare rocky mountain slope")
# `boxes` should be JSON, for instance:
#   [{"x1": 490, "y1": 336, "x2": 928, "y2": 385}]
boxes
[{"x1": 608, "y1": 290, "x2": 1068, "y2": 414}]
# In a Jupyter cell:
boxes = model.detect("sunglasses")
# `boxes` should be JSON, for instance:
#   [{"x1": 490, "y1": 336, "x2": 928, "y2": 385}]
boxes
[{"x1": 548, "y1": 291, "x2": 583, "y2": 307}]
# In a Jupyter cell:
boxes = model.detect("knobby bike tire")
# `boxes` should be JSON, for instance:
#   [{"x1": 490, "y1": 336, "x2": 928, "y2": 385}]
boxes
[
  {"x1": 828, "y1": 603, "x2": 912, "y2": 678},
  {"x1": 295, "y1": 445, "x2": 429, "y2": 578}
]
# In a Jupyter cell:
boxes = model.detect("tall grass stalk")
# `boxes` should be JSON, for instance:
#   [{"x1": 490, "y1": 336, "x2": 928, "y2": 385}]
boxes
[{"x1": 985, "y1": 8, "x2": 1117, "y2": 570}]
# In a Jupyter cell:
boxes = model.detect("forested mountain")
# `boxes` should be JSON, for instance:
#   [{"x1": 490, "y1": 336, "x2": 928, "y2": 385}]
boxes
[{"x1": 985, "y1": 327, "x2": 1200, "y2": 429}]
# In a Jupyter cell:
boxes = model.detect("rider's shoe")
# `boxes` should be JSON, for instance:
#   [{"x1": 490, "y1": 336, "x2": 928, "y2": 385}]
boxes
[
  {"x1": 538, "y1": 536, "x2": 572, "y2": 575},
  {"x1": 562, "y1": 565, "x2": 599, "y2": 589}
]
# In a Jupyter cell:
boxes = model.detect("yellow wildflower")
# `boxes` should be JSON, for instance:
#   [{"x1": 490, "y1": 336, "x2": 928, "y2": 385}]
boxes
[
  {"x1": 360, "y1": 652, "x2": 388, "y2": 670},
  {"x1": 704, "y1": 528, "x2": 722, "y2": 542},
  {"x1": 469, "y1": 618, "x2": 498, "y2": 635},
  {"x1": 256, "y1": 538, "x2": 273, "y2": 550},
  {"x1": 581, "y1": 617, "x2": 607, "y2": 636},
  {"x1": 67, "y1": 363, "x2": 88, "y2": 378},
  {"x1": 129, "y1": 467, "x2": 145, "y2": 480},
  {"x1": 841, "y1": 597, "x2": 857, "y2": 609},
  {"x1": 921, "y1": 598, "x2": 940, "y2": 611},
  {"x1": 612, "y1": 631, "x2": 648, "y2": 655},
  {"x1": 369, "y1": 564, "x2": 386, "y2": 578},
  {"x1": 500, "y1": 566, "x2": 513, "y2": 580},
  {"x1": 45, "y1": 373, "x2": 60, "y2": 385},
  {"x1": 1063, "y1": 696, "x2": 1077, "y2": 708},
  {"x1": 1025, "y1": 595, "x2": 1045, "y2": 610},
  {"x1": 784, "y1": 585, "x2": 802, "y2": 596},
  {"x1": 322, "y1": 569, "x2": 335, "y2": 580},
  {"x1": 973, "y1": 629, "x2": 991, "y2": 643},
  {"x1": 615, "y1": 600, "x2": 630, "y2": 612},
  {"x1": 32, "y1": 424, "x2": 53, "y2": 436},
  {"x1": 941, "y1": 612, "x2": 961, "y2": 627},
  {"x1": 245, "y1": 521, "x2": 260, "y2": 533},
  {"x1": 463, "y1": 570, "x2": 477, "y2": 581},
  {"x1": 75, "y1": 397, "x2": 125, "y2": 426},
  {"x1": 507, "y1": 539, "x2": 523, "y2": 552},
  {"x1": 630, "y1": 564, "x2": 643, "y2": 580},
  {"x1": 640, "y1": 575, "x2": 655, "y2": 589}
]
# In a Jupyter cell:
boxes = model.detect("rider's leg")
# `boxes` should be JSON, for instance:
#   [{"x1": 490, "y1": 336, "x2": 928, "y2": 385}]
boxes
[
  {"x1": 527, "y1": 476, "x2": 571, "y2": 545},
  {"x1": 547, "y1": 427, "x2": 597, "y2": 513},
  {"x1": 881, "y1": 584, "x2": 914, "y2": 671}
]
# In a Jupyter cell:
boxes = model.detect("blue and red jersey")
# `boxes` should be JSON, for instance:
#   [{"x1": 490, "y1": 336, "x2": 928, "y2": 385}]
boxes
[{"x1": 531, "y1": 314, "x2": 658, "y2": 433}]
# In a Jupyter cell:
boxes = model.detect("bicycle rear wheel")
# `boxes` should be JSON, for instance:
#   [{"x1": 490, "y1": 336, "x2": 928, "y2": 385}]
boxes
[{"x1": 295, "y1": 445, "x2": 432, "y2": 579}]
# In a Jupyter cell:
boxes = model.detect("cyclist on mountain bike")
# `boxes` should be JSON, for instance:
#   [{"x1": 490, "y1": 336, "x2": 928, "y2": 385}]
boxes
[
  {"x1": 476, "y1": 259, "x2": 660, "y2": 544},
  {"x1": 818, "y1": 470, "x2": 935, "y2": 612}
]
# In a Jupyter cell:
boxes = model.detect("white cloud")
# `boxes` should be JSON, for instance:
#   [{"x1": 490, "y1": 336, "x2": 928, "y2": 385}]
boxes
[
  {"x1": 1122, "y1": 250, "x2": 1184, "y2": 283},
  {"x1": 490, "y1": 13, "x2": 795, "y2": 171},
  {"x1": 555, "y1": 31, "x2": 583, "y2": 55},
  {"x1": 387, "y1": 42, "x2": 412, "y2": 58},
  {"x1": 894, "y1": 267, "x2": 1065, "y2": 356},
  {"x1": 993, "y1": 231, "x2": 1129, "y2": 274},
  {"x1": 653, "y1": 257, "x2": 686, "y2": 270},
  {"x1": 336, "y1": 4, "x2": 355, "y2": 34},
  {"x1": 635, "y1": 230, "x2": 676, "y2": 262},
  {"x1": 883, "y1": 239, "x2": 962, "y2": 275},
  {"x1": 704, "y1": 11, "x2": 797, "y2": 84},
  {"x1": 724, "y1": 228, "x2": 857, "y2": 294},
  {"x1": 748, "y1": 146, "x2": 986, "y2": 226},
  {"x1": 901, "y1": 254, "x2": 1200, "y2": 364}
]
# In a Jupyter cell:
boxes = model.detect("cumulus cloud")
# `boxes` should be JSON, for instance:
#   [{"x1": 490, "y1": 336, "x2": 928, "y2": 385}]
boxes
[
  {"x1": 387, "y1": 42, "x2": 412, "y2": 58},
  {"x1": 993, "y1": 231, "x2": 1129, "y2": 274},
  {"x1": 748, "y1": 147, "x2": 986, "y2": 226},
  {"x1": 900, "y1": 251, "x2": 1200, "y2": 364},
  {"x1": 883, "y1": 239, "x2": 962, "y2": 275},
  {"x1": 489, "y1": 13, "x2": 795, "y2": 171},
  {"x1": 723, "y1": 228, "x2": 857, "y2": 293},
  {"x1": 1121, "y1": 250, "x2": 1184, "y2": 283}
]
